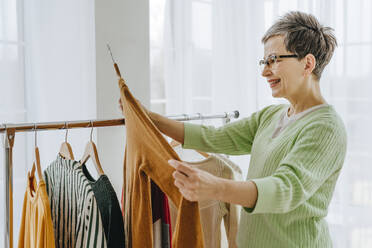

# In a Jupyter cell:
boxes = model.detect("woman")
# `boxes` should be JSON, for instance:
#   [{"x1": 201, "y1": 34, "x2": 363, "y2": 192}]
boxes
[{"x1": 120, "y1": 11, "x2": 347, "y2": 247}]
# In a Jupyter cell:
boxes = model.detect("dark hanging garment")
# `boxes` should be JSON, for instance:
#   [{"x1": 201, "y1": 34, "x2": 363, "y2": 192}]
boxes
[
  {"x1": 151, "y1": 180, "x2": 172, "y2": 248},
  {"x1": 82, "y1": 164, "x2": 125, "y2": 248}
]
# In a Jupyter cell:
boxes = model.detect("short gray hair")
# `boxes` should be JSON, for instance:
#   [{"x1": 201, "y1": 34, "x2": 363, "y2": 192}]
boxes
[{"x1": 262, "y1": 11, "x2": 337, "y2": 80}]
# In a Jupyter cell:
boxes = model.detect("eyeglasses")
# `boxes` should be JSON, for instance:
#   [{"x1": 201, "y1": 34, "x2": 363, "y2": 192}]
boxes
[{"x1": 259, "y1": 54, "x2": 298, "y2": 71}]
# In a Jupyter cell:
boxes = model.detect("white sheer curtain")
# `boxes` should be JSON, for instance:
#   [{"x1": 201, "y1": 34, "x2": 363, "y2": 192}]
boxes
[
  {"x1": 1, "y1": 0, "x2": 96, "y2": 246},
  {"x1": 158, "y1": 0, "x2": 372, "y2": 246},
  {"x1": 23, "y1": 0, "x2": 97, "y2": 171},
  {"x1": 0, "y1": 0, "x2": 27, "y2": 246}
]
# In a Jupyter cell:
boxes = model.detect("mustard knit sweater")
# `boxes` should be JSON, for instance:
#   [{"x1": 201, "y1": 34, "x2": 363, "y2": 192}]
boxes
[{"x1": 119, "y1": 78, "x2": 204, "y2": 248}]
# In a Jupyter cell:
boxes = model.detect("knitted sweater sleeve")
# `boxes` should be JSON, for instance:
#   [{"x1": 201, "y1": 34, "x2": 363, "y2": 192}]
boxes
[
  {"x1": 183, "y1": 105, "x2": 277, "y2": 155},
  {"x1": 247, "y1": 120, "x2": 347, "y2": 214}
]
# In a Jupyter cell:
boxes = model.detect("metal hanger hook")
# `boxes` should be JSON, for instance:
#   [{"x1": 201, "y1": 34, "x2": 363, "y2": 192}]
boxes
[
  {"x1": 107, "y1": 44, "x2": 116, "y2": 63},
  {"x1": 65, "y1": 122, "x2": 69, "y2": 142},
  {"x1": 34, "y1": 123, "x2": 37, "y2": 147},
  {"x1": 223, "y1": 112, "x2": 231, "y2": 125},
  {"x1": 90, "y1": 121, "x2": 93, "y2": 142}
]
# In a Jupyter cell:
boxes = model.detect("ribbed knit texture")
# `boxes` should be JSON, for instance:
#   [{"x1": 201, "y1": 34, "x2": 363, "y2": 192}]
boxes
[{"x1": 183, "y1": 104, "x2": 347, "y2": 248}]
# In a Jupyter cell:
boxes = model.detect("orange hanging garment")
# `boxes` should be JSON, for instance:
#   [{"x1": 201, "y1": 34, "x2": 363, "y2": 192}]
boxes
[
  {"x1": 18, "y1": 167, "x2": 55, "y2": 248},
  {"x1": 119, "y1": 78, "x2": 204, "y2": 248}
]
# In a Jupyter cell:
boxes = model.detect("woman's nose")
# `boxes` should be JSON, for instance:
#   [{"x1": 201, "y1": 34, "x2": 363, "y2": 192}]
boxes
[{"x1": 261, "y1": 64, "x2": 272, "y2": 77}]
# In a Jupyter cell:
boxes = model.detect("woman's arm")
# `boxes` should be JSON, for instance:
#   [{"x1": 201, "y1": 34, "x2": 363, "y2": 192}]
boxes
[
  {"x1": 169, "y1": 118, "x2": 347, "y2": 214},
  {"x1": 119, "y1": 100, "x2": 276, "y2": 155},
  {"x1": 148, "y1": 111, "x2": 185, "y2": 144}
]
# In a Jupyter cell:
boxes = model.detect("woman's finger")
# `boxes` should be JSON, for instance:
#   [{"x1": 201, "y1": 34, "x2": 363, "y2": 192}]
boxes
[
  {"x1": 174, "y1": 179, "x2": 185, "y2": 189},
  {"x1": 173, "y1": 171, "x2": 195, "y2": 190},
  {"x1": 173, "y1": 170, "x2": 189, "y2": 181},
  {"x1": 179, "y1": 188, "x2": 196, "y2": 202},
  {"x1": 168, "y1": 159, "x2": 195, "y2": 177}
]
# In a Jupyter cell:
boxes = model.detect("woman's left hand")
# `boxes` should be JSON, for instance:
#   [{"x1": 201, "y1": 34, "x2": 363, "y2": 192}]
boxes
[{"x1": 168, "y1": 159, "x2": 221, "y2": 202}]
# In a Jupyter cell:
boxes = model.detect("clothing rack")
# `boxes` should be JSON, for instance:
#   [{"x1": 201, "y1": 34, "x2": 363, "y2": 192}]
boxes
[{"x1": 1, "y1": 110, "x2": 239, "y2": 248}]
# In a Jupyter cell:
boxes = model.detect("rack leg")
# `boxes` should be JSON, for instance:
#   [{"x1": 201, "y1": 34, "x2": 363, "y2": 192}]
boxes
[{"x1": 3, "y1": 129, "x2": 15, "y2": 248}]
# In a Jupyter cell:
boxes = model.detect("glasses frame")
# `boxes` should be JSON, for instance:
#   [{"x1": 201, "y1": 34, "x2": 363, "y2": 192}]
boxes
[{"x1": 259, "y1": 54, "x2": 298, "y2": 69}]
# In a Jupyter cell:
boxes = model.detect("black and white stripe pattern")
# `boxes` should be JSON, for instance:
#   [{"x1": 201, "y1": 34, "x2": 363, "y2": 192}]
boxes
[{"x1": 44, "y1": 155, "x2": 107, "y2": 248}]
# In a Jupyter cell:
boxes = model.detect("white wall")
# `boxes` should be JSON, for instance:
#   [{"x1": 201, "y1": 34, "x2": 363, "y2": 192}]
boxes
[
  {"x1": 22, "y1": 0, "x2": 149, "y2": 223},
  {"x1": 95, "y1": 0, "x2": 150, "y2": 196},
  {"x1": 23, "y1": 0, "x2": 97, "y2": 180},
  {"x1": 5, "y1": 1, "x2": 148, "y2": 245}
]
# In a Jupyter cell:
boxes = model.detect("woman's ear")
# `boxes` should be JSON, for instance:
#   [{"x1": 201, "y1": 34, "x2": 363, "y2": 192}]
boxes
[{"x1": 303, "y1": 53, "x2": 316, "y2": 76}]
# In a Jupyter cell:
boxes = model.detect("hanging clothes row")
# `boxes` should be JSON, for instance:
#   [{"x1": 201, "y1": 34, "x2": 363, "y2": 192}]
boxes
[
  {"x1": 17, "y1": 127, "x2": 125, "y2": 248},
  {"x1": 8, "y1": 62, "x2": 240, "y2": 247},
  {"x1": 10, "y1": 109, "x2": 239, "y2": 248}
]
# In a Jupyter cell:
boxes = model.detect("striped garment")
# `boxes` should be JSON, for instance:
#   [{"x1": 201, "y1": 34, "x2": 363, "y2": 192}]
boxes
[{"x1": 44, "y1": 155, "x2": 107, "y2": 248}]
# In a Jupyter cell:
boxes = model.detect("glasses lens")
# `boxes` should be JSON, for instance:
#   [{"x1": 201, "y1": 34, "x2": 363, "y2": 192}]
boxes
[
  {"x1": 259, "y1": 59, "x2": 266, "y2": 71},
  {"x1": 267, "y1": 55, "x2": 276, "y2": 66}
]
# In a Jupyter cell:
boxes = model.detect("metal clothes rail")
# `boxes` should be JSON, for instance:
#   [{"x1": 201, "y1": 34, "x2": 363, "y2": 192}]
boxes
[{"x1": 1, "y1": 110, "x2": 239, "y2": 248}]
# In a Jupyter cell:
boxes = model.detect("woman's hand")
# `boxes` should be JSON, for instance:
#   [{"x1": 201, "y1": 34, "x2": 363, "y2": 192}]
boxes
[{"x1": 168, "y1": 159, "x2": 222, "y2": 202}]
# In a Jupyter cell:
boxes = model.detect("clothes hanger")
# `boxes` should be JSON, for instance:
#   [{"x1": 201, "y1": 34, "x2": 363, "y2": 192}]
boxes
[
  {"x1": 30, "y1": 162, "x2": 36, "y2": 178},
  {"x1": 80, "y1": 121, "x2": 104, "y2": 175},
  {"x1": 59, "y1": 122, "x2": 75, "y2": 160},
  {"x1": 27, "y1": 162, "x2": 38, "y2": 197},
  {"x1": 107, "y1": 44, "x2": 122, "y2": 78},
  {"x1": 33, "y1": 124, "x2": 43, "y2": 181}
]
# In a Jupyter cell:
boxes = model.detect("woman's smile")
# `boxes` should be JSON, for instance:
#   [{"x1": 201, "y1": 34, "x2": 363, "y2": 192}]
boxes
[{"x1": 268, "y1": 78, "x2": 281, "y2": 88}]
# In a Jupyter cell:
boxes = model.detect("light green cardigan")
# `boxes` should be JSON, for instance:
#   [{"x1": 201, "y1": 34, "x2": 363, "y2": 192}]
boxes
[{"x1": 183, "y1": 104, "x2": 347, "y2": 248}]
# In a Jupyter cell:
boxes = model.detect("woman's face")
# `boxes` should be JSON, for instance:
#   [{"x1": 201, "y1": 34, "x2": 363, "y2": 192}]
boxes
[{"x1": 261, "y1": 35, "x2": 306, "y2": 99}]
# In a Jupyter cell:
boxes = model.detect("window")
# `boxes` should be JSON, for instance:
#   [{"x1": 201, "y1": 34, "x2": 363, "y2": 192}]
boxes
[
  {"x1": 150, "y1": 0, "x2": 167, "y2": 115},
  {"x1": 1, "y1": 1, "x2": 96, "y2": 246},
  {"x1": 0, "y1": 0, "x2": 27, "y2": 246},
  {"x1": 150, "y1": 0, "x2": 215, "y2": 116},
  {"x1": 151, "y1": 0, "x2": 372, "y2": 246}
]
